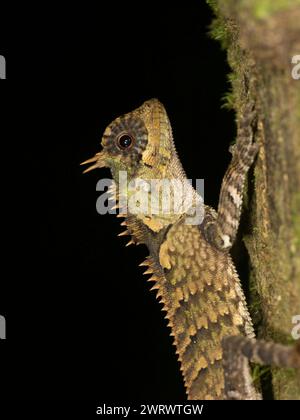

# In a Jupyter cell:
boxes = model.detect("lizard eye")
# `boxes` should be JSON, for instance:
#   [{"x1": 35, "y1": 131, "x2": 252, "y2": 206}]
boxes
[{"x1": 117, "y1": 133, "x2": 135, "y2": 150}]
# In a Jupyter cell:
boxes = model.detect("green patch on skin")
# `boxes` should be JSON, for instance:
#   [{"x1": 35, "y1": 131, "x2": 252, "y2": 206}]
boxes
[{"x1": 184, "y1": 309, "x2": 193, "y2": 320}]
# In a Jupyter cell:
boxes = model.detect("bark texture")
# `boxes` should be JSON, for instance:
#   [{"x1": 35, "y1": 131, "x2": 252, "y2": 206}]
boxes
[{"x1": 208, "y1": 0, "x2": 300, "y2": 399}]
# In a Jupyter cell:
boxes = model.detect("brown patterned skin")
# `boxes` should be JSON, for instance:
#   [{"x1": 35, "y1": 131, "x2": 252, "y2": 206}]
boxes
[
  {"x1": 158, "y1": 216, "x2": 256, "y2": 399},
  {"x1": 81, "y1": 99, "x2": 259, "y2": 399}
]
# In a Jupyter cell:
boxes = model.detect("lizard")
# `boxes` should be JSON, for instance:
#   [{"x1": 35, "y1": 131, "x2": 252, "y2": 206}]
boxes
[{"x1": 81, "y1": 98, "x2": 300, "y2": 400}]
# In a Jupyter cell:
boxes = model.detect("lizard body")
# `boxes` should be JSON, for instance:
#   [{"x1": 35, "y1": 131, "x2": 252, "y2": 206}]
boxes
[{"x1": 81, "y1": 99, "x2": 260, "y2": 399}]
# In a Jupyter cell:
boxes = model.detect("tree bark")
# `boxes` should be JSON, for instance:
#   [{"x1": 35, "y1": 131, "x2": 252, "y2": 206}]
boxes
[{"x1": 208, "y1": 0, "x2": 300, "y2": 399}]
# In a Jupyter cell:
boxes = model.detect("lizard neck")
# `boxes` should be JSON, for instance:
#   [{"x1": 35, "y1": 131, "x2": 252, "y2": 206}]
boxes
[{"x1": 115, "y1": 162, "x2": 201, "y2": 236}]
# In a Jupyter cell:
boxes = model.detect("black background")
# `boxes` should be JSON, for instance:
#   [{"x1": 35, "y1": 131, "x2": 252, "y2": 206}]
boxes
[{"x1": 0, "y1": 1, "x2": 236, "y2": 402}]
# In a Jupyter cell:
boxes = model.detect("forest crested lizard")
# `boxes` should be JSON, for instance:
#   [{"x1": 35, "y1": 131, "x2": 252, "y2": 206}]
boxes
[{"x1": 81, "y1": 99, "x2": 300, "y2": 400}]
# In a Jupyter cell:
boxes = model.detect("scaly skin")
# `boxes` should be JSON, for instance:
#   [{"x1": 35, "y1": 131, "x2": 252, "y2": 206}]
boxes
[{"x1": 81, "y1": 99, "x2": 259, "y2": 399}]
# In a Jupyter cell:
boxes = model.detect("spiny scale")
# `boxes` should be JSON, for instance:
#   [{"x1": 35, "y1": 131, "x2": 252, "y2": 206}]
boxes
[{"x1": 118, "y1": 230, "x2": 130, "y2": 237}]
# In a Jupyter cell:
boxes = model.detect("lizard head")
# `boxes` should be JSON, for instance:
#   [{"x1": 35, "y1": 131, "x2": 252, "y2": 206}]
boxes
[
  {"x1": 81, "y1": 98, "x2": 179, "y2": 183},
  {"x1": 82, "y1": 99, "x2": 196, "y2": 231}
]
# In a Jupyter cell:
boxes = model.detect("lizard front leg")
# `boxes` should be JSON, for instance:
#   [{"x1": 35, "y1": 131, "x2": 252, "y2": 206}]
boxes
[{"x1": 204, "y1": 100, "x2": 258, "y2": 251}]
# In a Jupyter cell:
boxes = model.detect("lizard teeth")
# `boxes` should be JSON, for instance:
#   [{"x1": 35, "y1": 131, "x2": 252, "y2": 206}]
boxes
[{"x1": 125, "y1": 239, "x2": 135, "y2": 247}]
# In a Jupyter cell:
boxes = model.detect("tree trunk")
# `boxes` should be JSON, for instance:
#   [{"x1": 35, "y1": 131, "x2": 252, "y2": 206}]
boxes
[{"x1": 207, "y1": 0, "x2": 300, "y2": 399}]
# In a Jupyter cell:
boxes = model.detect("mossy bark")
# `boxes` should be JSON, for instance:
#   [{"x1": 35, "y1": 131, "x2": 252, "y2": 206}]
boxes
[{"x1": 208, "y1": 0, "x2": 300, "y2": 399}]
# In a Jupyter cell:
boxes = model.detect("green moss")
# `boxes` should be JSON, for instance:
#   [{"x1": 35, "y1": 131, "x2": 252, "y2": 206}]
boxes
[
  {"x1": 297, "y1": 89, "x2": 300, "y2": 121},
  {"x1": 250, "y1": 0, "x2": 300, "y2": 20},
  {"x1": 291, "y1": 192, "x2": 300, "y2": 251},
  {"x1": 221, "y1": 92, "x2": 234, "y2": 110},
  {"x1": 221, "y1": 73, "x2": 238, "y2": 110},
  {"x1": 208, "y1": 16, "x2": 231, "y2": 50},
  {"x1": 206, "y1": 0, "x2": 218, "y2": 12},
  {"x1": 251, "y1": 364, "x2": 271, "y2": 385},
  {"x1": 207, "y1": 5, "x2": 247, "y2": 112},
  {"x1": 247, "y1": 271, "x2": 263, "y2": 328},
  {"x1": 272, "y1": 367, "x2": 300, "y2": 399}
]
